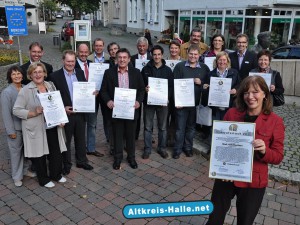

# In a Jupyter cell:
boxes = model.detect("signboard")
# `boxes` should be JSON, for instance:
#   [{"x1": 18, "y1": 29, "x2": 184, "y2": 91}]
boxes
[
  {"x1": 74, "y1": 20, "x2": 91, "y2": 41},
  {"x1": 5, "y1": 6, "x2": 28, "y2": 36},
  {"x1": 0, "y1": 1, "x2": 25, "y2": 7}
]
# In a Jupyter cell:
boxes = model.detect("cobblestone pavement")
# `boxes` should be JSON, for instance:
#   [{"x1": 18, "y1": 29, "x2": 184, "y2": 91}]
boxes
[{"x1": 0, "y1": 18, "x2": 299, "y2": 225}]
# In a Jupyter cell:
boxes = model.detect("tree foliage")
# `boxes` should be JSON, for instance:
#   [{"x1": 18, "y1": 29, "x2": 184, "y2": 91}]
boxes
[
  {"x1": 39, "y1": 0, "x2": 59, "y2": 24},
  {"x1": 58, "y1": 0, "x2": 100, "y2": 19}
]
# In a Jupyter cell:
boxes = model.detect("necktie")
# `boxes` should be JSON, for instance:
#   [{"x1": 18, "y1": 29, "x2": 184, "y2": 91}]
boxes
[
  {"x1": 84, "y1": 62, "x2": 89, "y2": 80},
  {"x1": 141, "y1": 55, "x2": 145, "y2": 60}
]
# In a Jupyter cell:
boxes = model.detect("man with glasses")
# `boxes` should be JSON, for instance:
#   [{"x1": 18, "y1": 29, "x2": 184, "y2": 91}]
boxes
[
  {"x1": 180, "y1": 28, "x2": 209, "y2": 60},
  {"x1": 229, "y1": 33, "x2": 258, "y2": 80}
]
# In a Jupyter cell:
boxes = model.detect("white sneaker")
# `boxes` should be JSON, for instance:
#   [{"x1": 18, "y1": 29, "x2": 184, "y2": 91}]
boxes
[
  {"x1": 14, "y1": 180, "x2": 22, "y2": 187},
  {"x1": 25, "y1": 170, "x2": 37, "y2": 178},
  {"x1": 58, "y1": 177, "x2": 67, "y2": 183},
  {"x1": 44, "y1": 181, "x2": 55, "y2": 188}
]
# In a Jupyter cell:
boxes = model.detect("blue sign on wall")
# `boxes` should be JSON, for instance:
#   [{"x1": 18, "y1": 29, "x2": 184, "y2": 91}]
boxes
[{"x1": 5, "y1": 6, "x2": 28, "y2": 36}]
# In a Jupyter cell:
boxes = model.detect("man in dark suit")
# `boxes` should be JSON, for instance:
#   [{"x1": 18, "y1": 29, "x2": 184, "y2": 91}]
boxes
[
  {"x1": 48, "y1": 50, "x2": 93, "y2": 175},
  {"x1": 21, "y1": 42, "x2": 53, "y2": 84},
  {"x1": 101, "y1": 48, "x2": 145, "y2": 170},
  {"x1": 74, "y1": 43, "x2": 104, "y2": 158},
  {"x1": 130, "y1": 37, "x2": 152, "y2": 140},
  {"x1": 229, "y1": 33, "x2": 258, "y2": 81}
]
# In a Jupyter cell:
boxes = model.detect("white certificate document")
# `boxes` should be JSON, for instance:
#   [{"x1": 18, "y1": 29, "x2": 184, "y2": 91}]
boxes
[
  {"x1": 208, "y1": 77, "x2": 232, "y2": 107},
  {"x1": 249, "y1": 72, "x2": 272, "y2": 89},
  {"x1": 73, "y1": 82, "x2": 96, "y2": 113},
  {"x1": 38, "y1": 91, "x2": 69, "y2": 127},
  {"x1": 135, "y1": 59, "x2": 149, "y2": 71},
  {"x1": 165, "y1": 60, "x2": 181, "y2": 71},
  {"x1": 209, "y1": 121, "x2": 255, "y2": 182},
  {"x1": 147, "y1": 77, "x2": 168, "y2": 106},
  {"x1": 112, "y1": 88, "x2": 137, "y2": 120},
  {"x1": 174, "y1": 78, "x2": 195, "y2": 107},
  {"x1": 88, "y1": 63, "x2": 109, "y2": 90},
  {"x1": 204, "y1": 57, "x2": 216, "y2": 71}
]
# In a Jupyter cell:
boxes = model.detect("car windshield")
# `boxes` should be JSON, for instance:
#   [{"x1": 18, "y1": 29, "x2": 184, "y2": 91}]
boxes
[{"x1": 70, "y1": 23, "x2": 74, "y2": 28}]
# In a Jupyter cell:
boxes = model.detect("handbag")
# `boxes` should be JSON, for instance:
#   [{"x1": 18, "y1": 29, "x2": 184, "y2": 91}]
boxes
[
  {"x1": 196, "y1": 104, "x2": 212, "y2": 126},
  {"x1": 272, "y1": 93, "x2": 285, "y2": 106}
]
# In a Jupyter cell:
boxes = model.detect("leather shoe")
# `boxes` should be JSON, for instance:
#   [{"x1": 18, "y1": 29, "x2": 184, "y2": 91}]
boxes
[
  {"x1": 142, "y1": 152, "x2": 150, "y2": 159},
  {"x1": 172, "y1": 153, "x2": 180, "y2": 159},
  {"x1": 62, "y1": 167, "x2": 70, "y2": 175},
  {"x1": 128, "y1": 159, "x2": 138, "y2": 169},
  {"x1": 185, "y1": 151, "x2": 193, "y2": 157},
  {"x1": 76, "y1": 163, "x2": 93, "y2": 170},
  {"x1": 87, "y1": 151, "x2": 104, "y2": 157},
  {"x1": 158, "y1": 151, "x2": 169, "y2": 159},
  {"x1": 113, "y1": 160, "x2": 121, "y2": 170}
]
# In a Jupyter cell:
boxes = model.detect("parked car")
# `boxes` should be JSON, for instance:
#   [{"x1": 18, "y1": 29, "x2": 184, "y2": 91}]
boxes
[
  {"x1": 56, "y1": 13, "x2": 63, "y2": 19},
  {"x1": 271, "y1": 45, "x2": 300, "y2": 59},
  {"x1": 61, "y1": 21, "x2": 74, "y2": 41}
]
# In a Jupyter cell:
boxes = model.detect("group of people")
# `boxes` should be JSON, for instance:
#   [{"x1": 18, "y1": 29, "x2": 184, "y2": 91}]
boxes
[{"x1": 1, "y1": 28, "x2": 285, "y2": 225}]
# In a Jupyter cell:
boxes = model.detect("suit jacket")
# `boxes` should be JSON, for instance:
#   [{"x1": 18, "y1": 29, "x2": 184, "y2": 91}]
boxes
[
  {"x1": 229, "y1": 50, "x2": 258, "y2": 81},
  {"x1": 21, "y1": 61, "x2": 53, "y2": 85},
  {"x1": 87, "y1": 52, "x2": 109, "y2": 62},
  {"x1": 100, "y1": 65, "x2": 145, "y2": 120},
  {"x1": 48, "y1": 68, "x2": 86, "y2": 108},
  {"x1": 223, "y1": 108, "x2": 284, "y2": 188},
  {"x1": 130, "y1": 53, "x2": 152, "y2": 68}
]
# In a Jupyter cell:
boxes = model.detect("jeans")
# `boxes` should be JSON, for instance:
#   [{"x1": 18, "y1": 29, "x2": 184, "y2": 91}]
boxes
[
  {"x1": 144, "y1": 105, "x2": 168, "y2": 153},
  {"x1": 173, "y1": 107, "x2": 196, "y2": 155},
  {"x1": 100, "y1": 99, "x2": 110, "y2": 141},
  {"x1": 86, "y1": 112, "x2": 98, "y2": 152}
]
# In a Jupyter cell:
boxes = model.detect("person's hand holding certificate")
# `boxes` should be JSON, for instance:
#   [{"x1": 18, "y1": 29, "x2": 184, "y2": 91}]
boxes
[
  {"x1": 73, "y1": 82, "x2": 96, "y2": 113},
  {"x1": 37, "y1": 91, "x2": 69, "y2": 128},
  {"x1": 147, "y1": 77, "x2": 168, "y2": 106}
]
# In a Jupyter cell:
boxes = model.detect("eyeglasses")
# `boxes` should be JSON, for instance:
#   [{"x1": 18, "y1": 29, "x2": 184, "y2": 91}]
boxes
[
  {"x1": 237, "y1": 42, "x2": 247, "y2": 44},
  {"x1": 213, "y1": 39, "x2": 223, "y2": 42}
]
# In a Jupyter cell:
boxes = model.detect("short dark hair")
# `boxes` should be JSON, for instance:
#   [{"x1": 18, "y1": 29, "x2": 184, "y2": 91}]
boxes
[
  {"x1": 210, "y1": 34, "x2": 226, "y2": 51},
  {"x1": 169, "y1": 40, "x2": 181, "y2": 49},
  {"x1": 62, "y1": 50, "x2": 76, "y2": 60},
  {"x1": 257, "y1": 50, "x2": 272, "y2": 62},
  {"x1": 93, "y1": 38, "x2": 105, "y2": 47},
  {"x1": 29, "y1": 42, "x2": 43, "y2": 51},
  {"x1": 107, "y1": 42, "x2": 120, "y2": 52},
  {"x1": 188, "y1": 44, "x2": 201, "y2": 54},
  {"x1": 151, "y1": 45, "x2": 164, "y2": 55},
  {"x1": 116, "y1": 48, "x2": 131, "y2": 58},
  {"x1": 236, "y1": 33, "x2": 249, "y2": 42},
  {"x1": 190, "y1": 28, "x2": 202, "y2": 36},
  {"x1": 235, "y1": 76, "x2": 272, "y2": 114},
  {"x1": 6, "y1": 65, "x2": 23, "y2": 83}
]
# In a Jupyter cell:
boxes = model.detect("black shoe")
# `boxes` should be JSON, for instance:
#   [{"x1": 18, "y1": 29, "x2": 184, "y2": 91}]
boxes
[
  {"x1": 76, "y1": 163, "x2": 93, "y2": 170},
  {"x1": 142, "y1": 152, "x2": 150, "y2": 159},
  {"x1": 87, "y1": 151, "x2": 104, "y2": 157},
  {"x1": 62, "y1": 167, "x2": 70, "y2": 175},
  {"x1": 185, "y1": 151, "x2": 193, "y2": 157},
  {"x1": 158, "y1": 151, "x2": 168, "y2": 159},
  {"x1": 128, "y1": 159, "x2": 138, "y2": 169},
  {"x1": 172, "y1": 153, "x2": 180, "y2": 159},
  {"x1": 113, "y1": 160, "x2": 121, "y2": 170}
]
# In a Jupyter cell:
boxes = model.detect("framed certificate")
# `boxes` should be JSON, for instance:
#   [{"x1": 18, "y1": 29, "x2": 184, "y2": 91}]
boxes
[
  {"x1": 208, "y1": 77, "x2": 232, "y2": 107},
  {"x1": 74, "y1": 20, "x2": 91, "y2": 41},
  {"x1": 165, "y1": 60, "x2": 180, "y2": 71},
  {"x1": 38, "y1": 91, "x2": 69, "y2": 128},
  {"x1": 73, "y1": 82, "x2": 96, "y2": 113},
  {"x1": 174, "y1": 78, "x2": 195, "y2": 107},
  {"x1": 112, "y1": 88, "x2": 137, "y2": 120},
  {"x1": 209, "y1": 120, "x2": 256, "y2": 182},
  {"x1": 135, "y1": 59, "x2": 149, "y2": 71},
  {"x1": 249, "y1": 72, "x2": 272, "y2": 89},
  {"x1": 88, "y1": 63, "x2": 109, "y2": 90},
  {"x1": 147, "y1": 77, "x2": 168, "y2": 106}
]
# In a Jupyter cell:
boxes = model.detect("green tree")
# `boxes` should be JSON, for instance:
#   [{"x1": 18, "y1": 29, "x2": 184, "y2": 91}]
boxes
[
  {"x1": 39, "y1": 0, "x2": 59, "y2": 25},
  {"x1": 58, "y1": 0, "x2": 100, "y2": 19}
]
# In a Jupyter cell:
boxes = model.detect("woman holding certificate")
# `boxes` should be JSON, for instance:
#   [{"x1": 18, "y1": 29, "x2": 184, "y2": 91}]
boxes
[
  {"x1": 250, "y1": 50, "x2": 285, "y2": 106},
  {"x1": 206, "y1": 76, "x2": 285, "y2": 225},
  {"x1": 13, "y1": 62, "x2": 67, "y2": 188}
]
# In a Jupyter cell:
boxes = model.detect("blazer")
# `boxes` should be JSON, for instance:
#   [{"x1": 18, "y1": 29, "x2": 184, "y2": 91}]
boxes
[
  {"x1": 229, "y1": 50, "x2": 258, "y2": 81},
  {"x1": 223, "y1": 108, "x2": 284, "y2": 188},
  {"x1": 87, "y1": 52, "x2": 110, "y2": 62},
  {"x1": 130, "y1": 53, "x2": 152, "y2": 68},
  {"x1": 13, "y1": 81, "x2": 67, "y2": 158},
  {"x1": 21, "y1": 61, "x2": 53, "y2": 85},
  {"x1": 100, "y1": 65, "x2": 145, "y2": 120},
  {"x1": 48, "y1": 68, "x2": 87, "y2": 108},
  {"x1": 1, "y1": 84, "x2": 23, "y2": 135}
]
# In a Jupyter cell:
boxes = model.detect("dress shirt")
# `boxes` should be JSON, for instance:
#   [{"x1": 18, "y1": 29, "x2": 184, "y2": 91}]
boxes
[
  {"x1": 63, "y1": 67, "x2": 78, "y2": 102},
  {"x1": 118, "y1": 67, "x2": 129, "y2": 88}
]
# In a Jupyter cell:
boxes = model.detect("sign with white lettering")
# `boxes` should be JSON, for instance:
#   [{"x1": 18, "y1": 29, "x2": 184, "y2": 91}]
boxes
[{"x1": 5, "y1": 6, "x2": 28, "y2": 36}]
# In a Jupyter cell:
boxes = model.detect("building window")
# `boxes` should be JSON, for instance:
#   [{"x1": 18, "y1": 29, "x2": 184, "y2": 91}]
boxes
[
  {"x1": 129, "y1": 0, "x2": 132, "y2": 21},
  {"x1": 133, "y1": 0, "x2": 137, "y2": 21},
  {"x1": 113, "y1": 0, "x2": 120, "y2": 19},
  {"x1": 148, "y1": 0, "x2": 152, "y2": 22},
  {"x1": 155, "y1": 0, "x2": 159, "y2": 22}
]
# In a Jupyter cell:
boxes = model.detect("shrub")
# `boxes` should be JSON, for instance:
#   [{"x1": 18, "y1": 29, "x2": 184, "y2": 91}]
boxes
[
  {"x1": 61, "y1": 41, "x2": 72, "y2": 52},
  {"x1": 0, "y1": 48, "x2": 29, "y2": 66}
]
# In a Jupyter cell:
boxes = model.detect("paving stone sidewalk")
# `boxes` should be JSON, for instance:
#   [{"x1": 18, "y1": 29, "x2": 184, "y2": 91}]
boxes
[{"x1": 0, "y1": 19, "x2": 299, "y2": 225}]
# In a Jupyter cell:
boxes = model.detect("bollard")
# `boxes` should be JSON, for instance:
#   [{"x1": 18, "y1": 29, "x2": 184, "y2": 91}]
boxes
[{"x1": 53, "y1": 34, "x2": 60, "y2": 45}]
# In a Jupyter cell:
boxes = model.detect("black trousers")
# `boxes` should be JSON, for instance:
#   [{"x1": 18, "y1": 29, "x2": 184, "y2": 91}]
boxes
[
  {"x1": 63, "y1": 113, "x2": 87, "y2": 169},
  {"x1": 206, "y1": 180, "x2": 265, "y2": 225},
  {"x1": 135, "y1": 105, "x2": 142, "y2": 140},
  {"x1": 31, "y1": 128, "x2": 63, "y2": 186},
  {"x1": 112, "y1": 119, "x2": 137, "y2": 161}
]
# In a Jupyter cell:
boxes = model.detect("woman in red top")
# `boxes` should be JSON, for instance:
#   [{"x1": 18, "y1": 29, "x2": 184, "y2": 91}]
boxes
[{"x1": 206, "y1": 76, "x2": 285, "y2": 225}]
